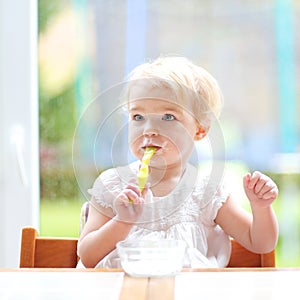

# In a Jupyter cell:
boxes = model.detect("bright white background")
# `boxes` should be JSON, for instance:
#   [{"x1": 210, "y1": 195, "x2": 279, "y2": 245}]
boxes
[{"x1": 0, "y1": 0, "x2": 39, "y2": 267}]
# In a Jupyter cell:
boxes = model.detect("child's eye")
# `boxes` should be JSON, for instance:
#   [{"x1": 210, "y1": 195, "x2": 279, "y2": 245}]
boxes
[
  {"x1": 133, "y1": 114, "x2": 144, "y2": 121},
  {"x1": 162, "y1": 114, "x2": 175, "y2": 121}
]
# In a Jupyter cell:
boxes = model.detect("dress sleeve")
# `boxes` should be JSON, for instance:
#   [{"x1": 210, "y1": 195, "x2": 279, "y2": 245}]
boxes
[{"x1": 87, "y1": 168, "x2": 123, "y2": 212}]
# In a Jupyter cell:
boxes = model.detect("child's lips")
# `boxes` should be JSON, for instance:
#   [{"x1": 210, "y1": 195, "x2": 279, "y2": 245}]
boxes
[{"x1": 142, "y1": 145, "x2": 161, "y2": 152}]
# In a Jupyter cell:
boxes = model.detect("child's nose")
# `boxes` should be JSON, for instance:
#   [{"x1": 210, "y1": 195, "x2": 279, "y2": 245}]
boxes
[
  {"x1": 144, "y1": 128, "x2": 158, "y2": 137},
  {"x1": 143, "y1": 119, "x2": 159, "y2": 136}
]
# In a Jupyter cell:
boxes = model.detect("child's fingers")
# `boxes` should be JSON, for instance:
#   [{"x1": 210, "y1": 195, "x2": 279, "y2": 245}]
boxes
[
  {"x1": 253, "y1": 174, "x2": 276, "y2": 195},
  {"x1": 243, "y1": 173, "x2": 251, "y2": 186},
  {"x1": 256, "y1": 181, "x2": 274, "y2": 197},
  {"x1": 138, "y1": 197, "x2": 145, "y2": 205},
  {"x1": 116, "y1": 189, "x2": 138, "y2": 205},
  {"x1": 254, "y1": 179, "x2": 267, "y2": 194},
  {"x1": 244, "y1": 172, "x2": 259, "y2": 191},
  {"x1": 248, "y1": 171, "x2": 273, "y2": 194},
  {"x1": 126, "y1": 181, "x2": 141, "y2": 196},
  {"x1": 117, "y1": 192, "x2": 130, "y2": 207},
  {"x1": 124, "y1": 189, "x2": 140, "y2": 204},
  {"x1": 261, "y1": 187, "x2": 278, "y2": 200},
  {"x1": 247, "y1": 171, "x2": 261, "y2": 189}
]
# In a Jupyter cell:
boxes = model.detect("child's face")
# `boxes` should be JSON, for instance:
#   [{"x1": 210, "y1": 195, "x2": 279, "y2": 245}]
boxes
[{"x1": 127, "y1": 82, "x2": 206, "y2": 168}]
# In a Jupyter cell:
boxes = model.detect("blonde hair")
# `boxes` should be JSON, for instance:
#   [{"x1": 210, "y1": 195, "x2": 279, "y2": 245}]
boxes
[{"x1": 122, "y1": 56, "x2": 223, "y2": 128}]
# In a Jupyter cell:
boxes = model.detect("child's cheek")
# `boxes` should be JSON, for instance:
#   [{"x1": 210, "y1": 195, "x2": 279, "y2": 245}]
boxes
[
  {"x1": 160, "y1": 122, "x2": 195, "y2": 154},
  {"x1": 128, "y1": 122, "x2": 142, "y2": 140}
]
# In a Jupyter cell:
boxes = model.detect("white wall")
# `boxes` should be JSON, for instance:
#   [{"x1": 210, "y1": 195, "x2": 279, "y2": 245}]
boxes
[{"x1": 0, "y1": 0, "x2": 39, "y2": 267}]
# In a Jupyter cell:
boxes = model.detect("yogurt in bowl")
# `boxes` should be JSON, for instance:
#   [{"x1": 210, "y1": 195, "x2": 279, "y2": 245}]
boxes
[{"x1": 116, "y1": 239, "x2": 186, "y2": 277}]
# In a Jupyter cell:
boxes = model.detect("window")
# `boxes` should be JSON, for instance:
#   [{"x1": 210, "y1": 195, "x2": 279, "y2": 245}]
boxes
[{"x1": 38, "y1": 0, "x2": 300, "y2": 267}]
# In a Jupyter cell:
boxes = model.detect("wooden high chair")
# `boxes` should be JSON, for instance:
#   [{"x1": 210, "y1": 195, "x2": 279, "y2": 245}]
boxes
[
  {"x1": 227, "y1": 239, "x2": 275, "y2": 267},
  {"x1": 19, "y1": 226, "x2": 275, "y2": 268},
  {"x1": 20, "y1": 227, "x2": 78, "y2": 268}
]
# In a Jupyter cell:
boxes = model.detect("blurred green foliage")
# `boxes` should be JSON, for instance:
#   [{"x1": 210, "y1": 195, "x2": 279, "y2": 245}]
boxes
[
  {"x1": 40, "y1": 198, "x2": 82, "y2": 237},
  {"x1": 39, "y1": 87, "x2": 77, "y2": 144},
  {"x1": 40, "y1": 167, "x2": 79, "y2": 199},
  {"x1": 39, "y1": 0, "x2": 79, "y2": 200},
  {"x1": 38, "y1": 0, "x2": 77, "y2": 144},
  {"x1": 38, "y1": 0, "x2": 66, "y2": 34}
]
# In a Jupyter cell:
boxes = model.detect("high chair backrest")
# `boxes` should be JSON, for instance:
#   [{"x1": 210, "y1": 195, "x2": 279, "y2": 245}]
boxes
[
  {"x1": 20, "y1": 225, "x2": 275, "y2": 268},
  {"x1": 227, "y1": 239, "x2": 275, "y2": 267},
  {"x1": 20, "y1": 227, "x2": 78, "y2": 268}
]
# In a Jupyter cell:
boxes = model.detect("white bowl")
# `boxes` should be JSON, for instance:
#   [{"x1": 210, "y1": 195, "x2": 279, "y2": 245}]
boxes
[{"x1": 116, "y1": 239, "x2": 186, "y2": 277}]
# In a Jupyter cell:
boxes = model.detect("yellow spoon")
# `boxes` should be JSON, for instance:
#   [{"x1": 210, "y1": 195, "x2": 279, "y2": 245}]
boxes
[{"x1": 138, "y1": 146, "x2": 156, "y2": 192}]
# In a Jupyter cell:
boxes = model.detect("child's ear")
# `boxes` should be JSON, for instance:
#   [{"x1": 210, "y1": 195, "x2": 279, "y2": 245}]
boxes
[{"x1": 194, "y1": 124, "x2": 208, "y2": 141}]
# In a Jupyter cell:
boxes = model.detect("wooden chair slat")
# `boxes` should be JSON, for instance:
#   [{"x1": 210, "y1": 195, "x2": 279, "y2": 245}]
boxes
[
  {"x1": 20, "y1": 227, "x2": 78, "y2": 268},
  {"x1": 20, "y1": 227, "x2": 275, "y2": 268}
]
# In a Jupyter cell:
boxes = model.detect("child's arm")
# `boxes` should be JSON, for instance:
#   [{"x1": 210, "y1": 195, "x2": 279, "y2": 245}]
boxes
[
  {"x1": 77, "y1": 204, "x2": 133, "y2": 268},
  {"x1": 77, "y1": 181, "x2": 145, "y2": 268},
  {"x1": 215, "y1": 171, "x2": 278, "y2": 253}
]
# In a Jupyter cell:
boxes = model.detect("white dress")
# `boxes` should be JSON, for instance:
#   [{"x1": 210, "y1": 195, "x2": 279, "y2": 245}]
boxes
[{"x1": 81, "y1": 161, "x2": 231, "y2": 269}]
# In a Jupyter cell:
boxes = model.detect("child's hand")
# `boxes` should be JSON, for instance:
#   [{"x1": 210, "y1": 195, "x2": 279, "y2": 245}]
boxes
[
  {"x1": 243, "y1": 171, "x2": 278, "y2": 208},
  {"x1": 114, "y1": 180, "x2": 146, "y2": 223}
]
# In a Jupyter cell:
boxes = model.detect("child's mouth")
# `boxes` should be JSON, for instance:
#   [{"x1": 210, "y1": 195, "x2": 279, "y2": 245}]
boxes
[{"x1": 142, "y1": 145, "x2": 161, "y2": 152}]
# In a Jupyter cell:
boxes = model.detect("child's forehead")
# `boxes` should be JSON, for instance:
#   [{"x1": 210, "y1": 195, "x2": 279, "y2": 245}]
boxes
[
  {"x1": 128, "y1": 81, "x2": 176, "y2": 101},
  {"x1": 128, "y1": 98, "x2": 183, "y2": 112},
  {"x1": 126, "y1": 79, "x2": 197, "y2": 115}
]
